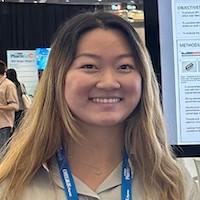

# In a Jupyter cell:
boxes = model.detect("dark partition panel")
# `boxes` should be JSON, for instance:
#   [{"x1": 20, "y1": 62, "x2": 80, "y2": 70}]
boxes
[
  {"x1": 143, "y1": 0, "x2": 160, "y2": 82},
  {"x1": 0, "y1": 2, "x2": 95, "y2": 61}
]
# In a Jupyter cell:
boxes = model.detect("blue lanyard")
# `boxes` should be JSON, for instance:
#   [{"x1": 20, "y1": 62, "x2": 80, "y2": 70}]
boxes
[{"x1": 56, "y1": 147, "x2": 132, "y2": 200}]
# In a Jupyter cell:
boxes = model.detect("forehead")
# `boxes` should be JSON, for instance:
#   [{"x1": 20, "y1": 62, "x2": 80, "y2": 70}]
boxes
[{"x1": 76, "y1": 28, "x2": 132, "y2": 55}]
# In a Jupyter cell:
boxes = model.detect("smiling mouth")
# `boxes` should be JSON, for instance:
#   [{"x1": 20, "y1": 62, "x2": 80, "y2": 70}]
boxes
[{"x1": 89, "y1": 97, "x2": 122, "y2": 104}]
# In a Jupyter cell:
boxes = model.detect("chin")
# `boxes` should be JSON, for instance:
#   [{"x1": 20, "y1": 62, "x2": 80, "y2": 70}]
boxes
[{"x1": 89, "y1": 118, "x2": 124, "y2": 127}]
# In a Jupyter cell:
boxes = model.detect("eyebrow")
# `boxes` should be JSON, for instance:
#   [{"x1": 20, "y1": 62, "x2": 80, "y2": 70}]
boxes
[
  {"x1": 75, "y1": 53, "x2": 134, "y2": 60},
  {"x1": 75, "y1": 53, "x2": 100, "y2": 59}
]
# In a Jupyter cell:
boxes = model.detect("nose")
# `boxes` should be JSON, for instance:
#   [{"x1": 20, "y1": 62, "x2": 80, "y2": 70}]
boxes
[{"x1": 96, "y1": 69, "x2": 120, "y2": 89}]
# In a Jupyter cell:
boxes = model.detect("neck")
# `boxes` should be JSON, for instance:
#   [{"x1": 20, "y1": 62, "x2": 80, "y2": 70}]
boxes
[
  {"x1": 66, "y1": 124, "x2": 124, "y2": 166},
  {"x1": 64, "y1": 124, "x2": 125, "y2": 190}
]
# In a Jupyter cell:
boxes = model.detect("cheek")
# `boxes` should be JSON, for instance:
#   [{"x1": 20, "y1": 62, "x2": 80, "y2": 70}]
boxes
[
  {"x1": 126, "y1": 76, "x2": 142, "y2": 104},
  {"x1": 65, "y1": 82, "x2": 79, "y2": 106},
  {"x1": 128, "y1": 74, "x2": 142, "y2": 92},
  {"x1": 64, "y1": 74, "x2": 90, "y2": 106}
]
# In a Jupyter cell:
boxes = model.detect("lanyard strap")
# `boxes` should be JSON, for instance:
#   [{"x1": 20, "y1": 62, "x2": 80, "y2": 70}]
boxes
[
  {"x1": 56, "y1": 148, "x2": 79, "y2": 200},
  {"x1": 121, "y1": 150, "x2": 132, "y2": 200},
  {"x1": 56, "y1": 148, "x2": 132, "y2": 200}
]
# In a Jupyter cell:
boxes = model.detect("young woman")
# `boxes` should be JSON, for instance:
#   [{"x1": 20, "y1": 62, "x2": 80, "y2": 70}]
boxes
[{"x1": 0, "y1": 12, "x2": 199, "y2": 200}]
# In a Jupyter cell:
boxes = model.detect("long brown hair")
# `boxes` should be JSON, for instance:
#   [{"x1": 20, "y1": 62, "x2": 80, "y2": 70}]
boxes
[{"x1": 0, "y1": 12, "x2": 184, "y2": 200}]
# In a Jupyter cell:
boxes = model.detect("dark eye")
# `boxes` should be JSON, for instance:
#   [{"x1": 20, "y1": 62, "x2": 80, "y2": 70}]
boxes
[
  {"x1": 81, "y1": 64, "x2": 98, "y2": 72},
  {"x1": 118, "y1": 64, "x2": 135, "y2": 72}
]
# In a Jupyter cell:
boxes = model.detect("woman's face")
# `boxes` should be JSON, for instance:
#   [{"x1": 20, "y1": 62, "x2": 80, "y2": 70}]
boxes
[{"x1": 64, "y1": 28, "x2": 142, "y2": 128}]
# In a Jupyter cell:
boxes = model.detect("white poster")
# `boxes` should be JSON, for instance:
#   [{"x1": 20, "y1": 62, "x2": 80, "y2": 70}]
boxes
[
  {"x1": 7, "y1": 50, "x2": 38, "y2": 96},
  {"x1": 158, "y1": 0, "x2": 200, "y2": 145},
  {"x1": 172, "y1": 0, "x2": 200, "y2": 144}
]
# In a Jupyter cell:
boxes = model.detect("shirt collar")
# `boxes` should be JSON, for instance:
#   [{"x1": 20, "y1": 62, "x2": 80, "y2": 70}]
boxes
[{"x1": 42, "y1": 157, "x2": 134, "y2": 197}]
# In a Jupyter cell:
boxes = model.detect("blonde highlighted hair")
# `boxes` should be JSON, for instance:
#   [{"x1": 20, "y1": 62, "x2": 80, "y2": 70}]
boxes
[{"x1": 0, "y1": 12, "x2": 185, "y2": 200}]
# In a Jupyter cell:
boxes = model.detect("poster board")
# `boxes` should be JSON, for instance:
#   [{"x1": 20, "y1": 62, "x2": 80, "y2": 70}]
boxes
[
  {"x1": 7, "y1": 50, "x2": 38, "y2": 96},
  {"x1": 158, "y1": 0, "x2": 200, "y2": 145}
]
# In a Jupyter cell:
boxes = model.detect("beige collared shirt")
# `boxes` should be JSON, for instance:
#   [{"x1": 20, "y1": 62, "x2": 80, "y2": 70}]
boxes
[
  {"x1": 0, "y1": 77, "x2": 19, "y2": 128},
  {"x1": 17, "y1": 159, "x2": 199, "y2": 200}
]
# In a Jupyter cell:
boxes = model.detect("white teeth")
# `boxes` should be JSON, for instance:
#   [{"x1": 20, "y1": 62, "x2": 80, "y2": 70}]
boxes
[{"x1": 91, "y1": 98, "x2": 121, "y2": 103}]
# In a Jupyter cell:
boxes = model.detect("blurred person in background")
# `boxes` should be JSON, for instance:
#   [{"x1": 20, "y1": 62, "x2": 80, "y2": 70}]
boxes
[
  {"x1": 6, "y1": 68, "x2": 26, "y2": 129},
  {"x1": 0, "y1": 61, "x2": 19, "y2": 148}
]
